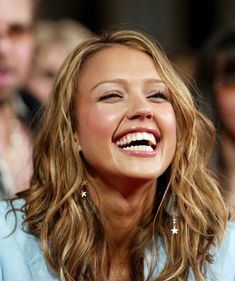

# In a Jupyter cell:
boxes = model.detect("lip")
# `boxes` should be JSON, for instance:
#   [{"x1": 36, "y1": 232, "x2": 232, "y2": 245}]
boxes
[
  {"x1": 0, "y1": 68, "x2": 14, "y2": 86},
  {"x1": 113, "y1": 127, "x2": 161, "y2": 143}
]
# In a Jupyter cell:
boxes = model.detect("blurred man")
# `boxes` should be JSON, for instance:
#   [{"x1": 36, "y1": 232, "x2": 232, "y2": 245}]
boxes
[{"x1": 0, "y1": 0, "x2": 40, "y2": 199}]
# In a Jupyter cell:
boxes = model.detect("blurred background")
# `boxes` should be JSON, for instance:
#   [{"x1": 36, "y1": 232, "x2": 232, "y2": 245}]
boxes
[
  {"x1": 40, "y1": 0, "x2": 235, "y2": 54},
  {"x1": 37, "y1": 0, "x2": 235, "y2": 81}
]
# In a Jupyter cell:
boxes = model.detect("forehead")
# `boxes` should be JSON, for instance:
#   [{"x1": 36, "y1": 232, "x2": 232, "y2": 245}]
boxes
[
  {"x1": 36, "y1": 42, "x2": 68, "y2": 69},
  {"x1": 0, "y1": 0, "x2": 33, "y2": 25},
  {"x1": 79, "y1": 45, "x2": 162, "y2": 83}
]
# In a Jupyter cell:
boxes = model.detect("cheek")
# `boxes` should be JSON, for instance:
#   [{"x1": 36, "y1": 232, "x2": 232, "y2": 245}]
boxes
[
  {"x1": 77, "y1": 105, "x2": 123, "y2": 148},
  {"x1": 215, "y1": 90, "x2": 235, "y2": 135},
  {"x1": 157, "y1": 106, "x2": 177, "y2": 160},
  {"x1": 76, "y1": 105, "x2": 124, "y2": 170},
  {"x1": 158, "y1": 107, "x2": 177, "y2": 138},
  {"x1": 16, "y1": 40, "x2": 34, "y2": 66},
  {"x1": 216, "y1": 92, "x2": 235, "y2": 112}
]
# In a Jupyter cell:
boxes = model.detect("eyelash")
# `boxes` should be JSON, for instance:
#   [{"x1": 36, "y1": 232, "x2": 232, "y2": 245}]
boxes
[
  {"x1": 98, "y1": 91, "x2": 169, "y2": 102},
  {"x1": 147, "y1": 91, "x2": 168, "y2": 100},
  {"x1": 98, "y1": 92, "x2": 122, "y2": 101}
]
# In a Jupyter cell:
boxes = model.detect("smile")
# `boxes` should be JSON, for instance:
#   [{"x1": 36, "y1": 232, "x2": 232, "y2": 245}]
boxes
[{"x1": 115, "y1": 132, "x2": 158, "y2": 152}]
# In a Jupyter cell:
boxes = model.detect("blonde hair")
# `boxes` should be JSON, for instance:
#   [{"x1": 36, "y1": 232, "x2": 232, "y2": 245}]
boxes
[{"x1": 20, "y1": 26, "x2": 228, "y2": 281}]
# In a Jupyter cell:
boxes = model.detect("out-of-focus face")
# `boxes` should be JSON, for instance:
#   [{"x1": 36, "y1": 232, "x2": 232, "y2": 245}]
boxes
[
  {"x1": 27, "y1": 41, "x2": 68, "y2": 103},
  {"x1": 0, "y1": 0, "x2": 34, "y2": 100},
  {"x1": 215, "y1": 82, "x2": 235, "y2": 139},
  {"x1": 75, "y1": 45, "x2": 176, "y2": 188}
]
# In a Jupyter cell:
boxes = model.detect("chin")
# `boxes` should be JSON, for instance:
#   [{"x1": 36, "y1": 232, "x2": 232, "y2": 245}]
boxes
[{"x1": 121, "y1": 171, "x2": 161, "y2": 181}]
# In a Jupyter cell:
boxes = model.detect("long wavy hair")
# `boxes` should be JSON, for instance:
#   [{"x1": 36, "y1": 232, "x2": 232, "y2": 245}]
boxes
[{"x1": 20, "y1": 27, "x2": 228, "y2": 281}]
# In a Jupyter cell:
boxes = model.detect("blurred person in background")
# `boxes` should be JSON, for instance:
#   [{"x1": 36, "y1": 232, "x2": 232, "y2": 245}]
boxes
[
  {"x1": 26, "y1": 19, "x2": 93, "y2": 104},
  {"x1": 196, "y1": 24, "x2": 235, "y2": 222},
  {"x1": 0, "y1": 0, "x2": 41, "y2": 199}
]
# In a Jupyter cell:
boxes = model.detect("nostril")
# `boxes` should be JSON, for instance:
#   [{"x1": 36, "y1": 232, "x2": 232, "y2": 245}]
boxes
[
  {"x1": 128, "y1": 108, "x2": 153, "y2": 120},
  {"x1": 146, "y1": 112, "x2": 153, "y2": 119}
]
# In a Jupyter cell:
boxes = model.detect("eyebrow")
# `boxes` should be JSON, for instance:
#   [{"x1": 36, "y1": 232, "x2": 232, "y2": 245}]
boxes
[{"x1": 91, "y1": 78, "x2": 166, "y2": 91}]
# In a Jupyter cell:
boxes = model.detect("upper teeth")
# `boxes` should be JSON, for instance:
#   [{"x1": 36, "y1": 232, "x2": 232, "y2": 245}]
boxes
[{"x1": 115, "y1": 132, "x2": 157, "y2": 147}]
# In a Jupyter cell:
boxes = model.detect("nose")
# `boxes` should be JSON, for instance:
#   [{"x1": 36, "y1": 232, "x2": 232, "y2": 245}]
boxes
[{"x1": 126, "y1": 96, "x2": 153, "y2": 120}]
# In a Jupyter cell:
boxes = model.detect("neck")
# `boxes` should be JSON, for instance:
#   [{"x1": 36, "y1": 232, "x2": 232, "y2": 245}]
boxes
[
  {"x1": 85, "y1": 172, "x2": 156, "y2": 280},
  {"x1": 85, "y1": 171, "x2": 156, "y2": 245}
]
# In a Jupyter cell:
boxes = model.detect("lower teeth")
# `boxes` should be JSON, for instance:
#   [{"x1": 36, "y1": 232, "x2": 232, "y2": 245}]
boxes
[{"x1": 123, "y1": 145, "x2": 153, "y2": 152}]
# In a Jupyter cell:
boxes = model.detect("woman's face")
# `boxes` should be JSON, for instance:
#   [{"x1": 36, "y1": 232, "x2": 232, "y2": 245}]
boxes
[
  {"x1": 27, "y1": 41, "x2": 68, "y2": 103},
  {"x1": 75, "y1": 45, "x2": 176, "y2": 184},
  {"x1": 215, "y1": 82, "x2": 235, "y2": 139}
]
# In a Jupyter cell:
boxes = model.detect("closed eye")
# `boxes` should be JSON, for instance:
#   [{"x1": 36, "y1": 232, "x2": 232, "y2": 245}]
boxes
[
  {"x1": 98, "y1": 92, "x2": 123, "y2": 102},
  {"x1": 147, "y1": 91, "x2": 169, "y2": 101}
]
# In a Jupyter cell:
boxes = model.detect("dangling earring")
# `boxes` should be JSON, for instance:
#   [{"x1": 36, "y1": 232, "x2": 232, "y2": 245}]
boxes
[
  {"x1": 80, "y1": 178, "x2": 88, "y2": 198},
  {"x1": 166, "y1": 191, "x2": 179, "y2": 235},
  {"x1": 170, "y1": 192, "x2": 178, "y2": 235}
]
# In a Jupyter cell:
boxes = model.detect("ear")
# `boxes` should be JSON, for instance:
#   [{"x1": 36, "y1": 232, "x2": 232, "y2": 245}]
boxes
[{"x1": 73, "y1": 133, "x2": 82, "y2": 151}]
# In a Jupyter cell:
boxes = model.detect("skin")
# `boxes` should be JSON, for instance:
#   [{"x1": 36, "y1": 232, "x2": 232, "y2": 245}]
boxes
[
  {"x1": 75, "y1": 45, "x2": 177, "y2": 279},
  {"x1": 0, "y1": 0, "x2": 34, "y2": 100},
  {"x1": 26, "y1": 41, "x2": 67, "y2": 103},
  {"x1": 215, "y1": 84, "x2": 235, "y2": 140},
  {"x1": 215, "y1": 83, "x2": 235, "y2": 222}
]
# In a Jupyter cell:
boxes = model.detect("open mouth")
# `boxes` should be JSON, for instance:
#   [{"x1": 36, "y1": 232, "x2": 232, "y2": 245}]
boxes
[{"x1": 115, "y1": 132, "x2": 158, "y2": 152}]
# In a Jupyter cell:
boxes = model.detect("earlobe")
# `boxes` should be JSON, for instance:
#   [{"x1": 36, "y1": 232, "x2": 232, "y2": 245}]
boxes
[{"x1": 74, "y1": 134, "x2": 82, "y2": 151}]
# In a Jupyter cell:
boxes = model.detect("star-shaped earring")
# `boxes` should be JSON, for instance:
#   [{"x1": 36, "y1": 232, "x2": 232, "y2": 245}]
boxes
[
  {"x1": 81, "y1": 190, "x2": 87, "y2": 198},
  {"x1": 171, "y1": 226, "x2": 178, "y2": 235}
]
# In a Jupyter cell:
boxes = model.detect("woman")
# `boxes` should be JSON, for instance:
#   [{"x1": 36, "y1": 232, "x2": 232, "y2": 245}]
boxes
[{"x1": 0, "y1": 27, "x2": 235, "y2": 281}]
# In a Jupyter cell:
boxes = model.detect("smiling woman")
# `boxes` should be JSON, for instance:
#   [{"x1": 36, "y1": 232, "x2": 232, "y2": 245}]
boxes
[
  {"x1": 75, "y1": 45, "x2": 176, "y2": 195},
  {"x1": 0, "y1": 26, "x2": 235, "y2": 281}
]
